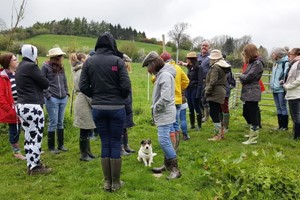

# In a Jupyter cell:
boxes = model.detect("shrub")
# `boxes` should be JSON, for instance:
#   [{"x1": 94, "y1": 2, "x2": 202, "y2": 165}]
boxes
[{"x1": 119, "y1": 42, "x2": 139, "y2": 62}]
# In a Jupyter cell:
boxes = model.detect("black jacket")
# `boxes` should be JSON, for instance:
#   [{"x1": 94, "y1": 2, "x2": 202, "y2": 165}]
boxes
[
  {"x1": 15, "y1": 57, "x2": 49, "y2": 104},
  {"x1": 79, "y1": 32, "x2": 131, "y2": 105}
]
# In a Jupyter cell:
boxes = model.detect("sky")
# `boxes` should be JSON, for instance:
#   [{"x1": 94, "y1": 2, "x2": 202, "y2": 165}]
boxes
[{"x1": 1, "y1": 0, "x2": 299, "y2": 53}]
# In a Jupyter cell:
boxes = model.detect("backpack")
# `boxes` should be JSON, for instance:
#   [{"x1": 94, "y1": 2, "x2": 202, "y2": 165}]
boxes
[{"x1": 279, "y1": 60, "x2": 288, "y2": 81}]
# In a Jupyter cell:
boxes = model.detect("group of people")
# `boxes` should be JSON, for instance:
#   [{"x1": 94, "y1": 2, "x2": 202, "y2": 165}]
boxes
[{"x1": 1, "y1": 31, "x2": 300, "y2": 192}]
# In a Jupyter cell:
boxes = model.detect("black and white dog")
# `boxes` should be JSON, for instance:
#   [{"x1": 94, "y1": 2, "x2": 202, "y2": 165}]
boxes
[{"x1": 137, "y1": 139, "x2": 157, "y2": 167}]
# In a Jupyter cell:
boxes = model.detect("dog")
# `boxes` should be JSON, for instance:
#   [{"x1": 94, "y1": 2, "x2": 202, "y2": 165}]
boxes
[{"x1": 137, "y1": 139, "x2": 157, "y2": 167}]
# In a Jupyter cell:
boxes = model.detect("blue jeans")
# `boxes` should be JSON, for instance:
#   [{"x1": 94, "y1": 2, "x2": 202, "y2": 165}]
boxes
[
  {"x1": 180, "y1": 108, "x2": 188, "y2": 135},
  {"x1": 93, "y1": 108, "x2": 126, "y2": 158},
  {"x1": 273, "y1": 92, "x2": 288, "y2": 115},
  {"x1": 45, "y1": 96, "x2": 68, "y2": 132},
  {"x1": 288, "y1": 99, "x2": 300, "y2": 124},
  {"x1": 171, "y1": 105, "x2": 181, "y2": 132},
  {"x1": 8, "y1": 123, "x2": 21, "y2": 144},
  {"x1": 157, "y1": 124, "x2": 176, "y2": 159}
]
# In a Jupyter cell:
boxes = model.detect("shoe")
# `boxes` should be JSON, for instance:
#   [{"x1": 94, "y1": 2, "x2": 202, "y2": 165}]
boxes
[
  {"x1": 14, "y1": 153, "x2": 26, "y2": 160},
  {"x1": 58, "y1": 145, "x2": 68, "y2": 152},
  {"x1": 165, "y1": 158, "x2": 181, "y2": 180},
  {"x1": 124, "y1": 146, "x2": 135, "y2": 153},
  {"x1": 28, "y1": 165, "x2": 52, "y2": 176},
  {"x1": 48, "y1": 148, "x2": 60, "y2": 154},
  {"x1": 244, "y1": 135, "x2": 250, "y2": 138},
  {"x1": 182, "y1": 135, "x2": 190, "y2": 141}
]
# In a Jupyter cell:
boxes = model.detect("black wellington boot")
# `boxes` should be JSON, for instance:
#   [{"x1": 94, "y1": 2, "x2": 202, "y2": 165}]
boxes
[{"x1": 48, "y1": 131, "x2": 59, "y2": 154}]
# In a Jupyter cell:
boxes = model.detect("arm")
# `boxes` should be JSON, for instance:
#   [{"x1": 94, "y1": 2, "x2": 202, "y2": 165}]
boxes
[
  {"x1": 79, "y1": 61, "x2": 93, "y2": 97},
  {"x1": 239, "y1": 61, "x2": 263, "y2": 84},
  {"x1": 196, "y1": 66, "x2": 203, "y2": 98},
  {"x1": 284, "y1": 63, "x2": 300, "y2": 90},
  {"x1": 63, "y1": 71, "x2": 69, "y2": 96},
  {"x1": 180, "y1": 68, "x2": 189, "y2": 91},
  {"x1": 154, "y1": 73, "x2": 173, "y2": 112},
  {"x1": 205, "y1": 66, "x2": 218, "y2": 94},
  {"x1": 32, "y1": 64, "x2": 49, "y2": 90}
]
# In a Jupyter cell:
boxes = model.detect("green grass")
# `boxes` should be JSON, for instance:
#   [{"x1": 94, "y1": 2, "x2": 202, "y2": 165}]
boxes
[{"x1": 1, "y1": 56, "x2": 300, "y2": 199}]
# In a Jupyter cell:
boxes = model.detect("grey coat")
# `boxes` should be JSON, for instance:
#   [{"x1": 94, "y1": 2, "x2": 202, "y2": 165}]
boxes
[
  {"x1": 239, "y1": 59, "x2": 264, "y2": 102},
  {"x1": 73, "y1": 63, "x2": 96, "y2": 129},
  {"x1": 152, "y1": 64, "x2": 176, "y2": 126}
]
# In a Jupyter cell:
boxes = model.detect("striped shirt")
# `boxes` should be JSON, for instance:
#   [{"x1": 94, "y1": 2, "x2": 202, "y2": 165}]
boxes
[{"x1": 7, "y1": 71, "x2": 17, "y2": 104}]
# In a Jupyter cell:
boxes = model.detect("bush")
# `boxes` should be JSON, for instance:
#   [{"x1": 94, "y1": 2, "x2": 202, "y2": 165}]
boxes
[{"x1": 119, "y1": 42, "x2": 139, "y2": 62}]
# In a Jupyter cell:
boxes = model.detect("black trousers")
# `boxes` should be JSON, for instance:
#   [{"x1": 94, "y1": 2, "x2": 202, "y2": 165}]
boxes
[
  {"x1": 208, "y1": 101, "x2": 222, "y2": 123},
  {"x1": 243, "y1": 101, "x2": 259, "y2": 129}
]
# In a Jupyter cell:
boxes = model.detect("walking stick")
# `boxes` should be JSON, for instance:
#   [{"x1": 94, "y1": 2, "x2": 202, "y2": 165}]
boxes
[{"x1": 70, "y1": 88, "x2": 75, "y2": 116}]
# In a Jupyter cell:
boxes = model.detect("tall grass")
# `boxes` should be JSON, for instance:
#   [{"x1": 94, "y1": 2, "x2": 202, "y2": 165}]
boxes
[{"x1": 0, "y1": 56, "x2": 299, "y2": 199}]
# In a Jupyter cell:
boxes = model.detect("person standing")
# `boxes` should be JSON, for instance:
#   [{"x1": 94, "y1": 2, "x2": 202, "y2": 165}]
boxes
[
  {"x1": 283, "y1": 48, "x2": 300, "y2": 140},
  {"x1": 270, "y1": 47, "x2": 289, "y2": 130},
  {"x1": 240, "y1": 44, "x2": 264, "y2": 145},
  {"x1": 16, "y1": 44, "x2": 51, "y2": 175},
  {"x1": 80, "y1": 32, "x2": 131, "y2": 192},
  {"x1": 70, "y1": 53, "x2": 96, "y2": 161},
  {"x1": 197, "y1": 41, "x2": 211, "y2": 122},
  {"x1": 0, "y1": 53, "x2": 25, "y2": 160},
  {"x1": 160, "y1": 51, "x2": 189, "y2": 150},
  {"x1": 42, "y1": 47, "x2": 69, "y2": 154},
  {"x1": 143, "y1": 51, "x2": 181, "y2": 180},
  {"x1": 205, "y1": 50, "x2": 231, "y2": 141}
]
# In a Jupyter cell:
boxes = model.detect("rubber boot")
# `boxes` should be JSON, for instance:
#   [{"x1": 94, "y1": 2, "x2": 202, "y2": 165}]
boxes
[
  {"x1": 242, "y1": 126, "x2": 259, "y2": 145},
  {"x1": 196, "y1": 113, "x2": 202, "y2": 130},
  {"x1": 48, "y1": 131, "x2": 59, "y2": 154},
  {"x1": 208, "y1": 123, "x2": 224, "y2": 141},
  {"x1": 152, "y1": 156, "x2": 166, "y2": 173},
  {"x1": 189, "y1": 113, "x2": 195, "y2": 129},
  {"x1": 121, "y1": 145, "x2": 131, "y2": 156},
  {"x1": 293, "y1": 123, "x2": 300, "y2": 140},
  {"x1": 123, "y1": 129, "x2": 135, "y2": 153},
  {"x1": 281, "y1": 115, "x2": 289, "y2": 131},
  {"x1": 165, "y1": 158, "x2": 181, "y2": 180},
  {"x1": 169, "y1": 132, "x2": 176, "y2": 150},
  {"x1": 57, "y1": 129, "x2": 68, "y2": 152},
  {"x1": 223, "y1": 113, "x2": 230, "y2": 133},
  {"x1": 110, "y1": 158, "x2": 123, "y2": 192},
  {"x1": 202, "y1": 107, "x2": 209, "y2": 122},
  {"x1": 101, "y1": 158, "x2": 111, "y2": 192},
  {"x1": 175, "y1": 130, "x2": 180, "y2": 151},
  {"x1": 79, "y1": 135, "x2": 93, "y2": 161},
  {"x1": 87, "y1": 139, "x2": 96, "y2": 158}
]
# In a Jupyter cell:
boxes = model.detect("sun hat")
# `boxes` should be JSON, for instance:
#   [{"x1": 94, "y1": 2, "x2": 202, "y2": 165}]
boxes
[
  {"x1": 208, "y1": 49, "x2": 223, "y2": 60},
  {"x1": 160, "y1": 52, "x2": 172, "y2": 62},
  {"x1": 47, "y1": 47, "x2": 66, "y2": 58},
  {"x1": 186, "y1": 52, "x2": 197, "y2": 58},
  {"x1": 142, "y1": 51, "x2": 159, "y2": 67}
]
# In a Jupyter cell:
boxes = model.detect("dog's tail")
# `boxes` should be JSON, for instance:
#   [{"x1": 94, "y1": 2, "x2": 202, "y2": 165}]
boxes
[{"x1": 153, "y1": 153, "x2": 157, "y2": 157}]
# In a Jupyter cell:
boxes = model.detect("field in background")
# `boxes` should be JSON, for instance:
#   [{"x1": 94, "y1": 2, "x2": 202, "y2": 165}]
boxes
[{"x1": 0, "y1": 37, "x2": 299, "y2": 199}]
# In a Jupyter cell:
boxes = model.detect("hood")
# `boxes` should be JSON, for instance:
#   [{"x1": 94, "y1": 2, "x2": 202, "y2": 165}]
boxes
[
  {"x1": 157, "y1": 64, "x2": 176, "y2": 78},
  {"x1": 21, "y1": 44, "x2": 38, "y2": 62},
  {"x1": 215, "y1": 59, "x2": 231, "y2": 68},
  {"x1": 94, "y1": 32, "x2": 123, "y2": 58}
]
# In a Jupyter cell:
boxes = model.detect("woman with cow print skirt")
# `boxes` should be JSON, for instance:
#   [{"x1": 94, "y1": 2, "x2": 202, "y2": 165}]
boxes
[{"x1": 15, "y1": 44, "x2": 52, "y2": 175}]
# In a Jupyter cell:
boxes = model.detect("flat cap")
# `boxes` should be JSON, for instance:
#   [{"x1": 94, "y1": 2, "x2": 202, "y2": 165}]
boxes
[{"x1": 142, "y1": 51, "x2": 159, "y2": 67}]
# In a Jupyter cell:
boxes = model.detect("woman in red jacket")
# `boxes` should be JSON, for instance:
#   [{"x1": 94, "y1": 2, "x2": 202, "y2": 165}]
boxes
[{"x1": 0, "y1": 53, "x2": 25, "y2": 160}]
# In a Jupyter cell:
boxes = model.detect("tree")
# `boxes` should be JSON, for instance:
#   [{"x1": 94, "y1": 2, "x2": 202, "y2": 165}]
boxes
[
  {"x1": 168, "y1": 22, "x2": 190, "y2": 63},
  {"x1": 6, "y1": 0, "x2": 27, "y2": 51},
  {"x1": 222, "y1": 37, "x2": 234, "y2": 55},
  {"x1": 192, "y1": 36, "x2": 204, "y2": 51},
  {"x1": 0, "y1": 18, "x2": 6, "y2": 31}
]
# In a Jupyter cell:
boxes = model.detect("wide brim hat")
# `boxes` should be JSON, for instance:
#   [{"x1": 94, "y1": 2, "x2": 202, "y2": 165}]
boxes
[
  {"x1": 186, "y1": 52, "x2": 197, "y2": 58},
  {"x1": 208, "y1": 49, "x2": 223, "y2": 60},
  {"x1": 47, "y1": 47, "x2": 66, "y2": 58}
]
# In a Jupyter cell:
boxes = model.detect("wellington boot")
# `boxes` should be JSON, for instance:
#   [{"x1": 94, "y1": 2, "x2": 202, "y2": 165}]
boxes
[
  {"x1": 123, "y1": 129, "x2": 135, "y2": 153},
  {"x1": 202, "y1": 107, "x2": 210, "y2": 122},
  {"x1": 110, "y1": 158, "x2": 123, "y2": 192},
  {"x1": 175, "y1": 131, "x2": 180, "y2": 151},
  {"x1": 79, "y1": 137, "x2": 92, "y2": 162},
  {"x1": 189, "y1": 113, "x2": 195, "y2": 129},
  {"x1": 48, "y1": 131, "x2": 60, "y2": 154},
  {"x1": 196, "y1": 114, "x2": 202, "y2": 130},
  {"x1": 87, "y1": 139, "x2": 96, "y2": 158},
  {"x1": 165, "y1": 158, "x2": 181, "y2": 180},
  {"x1": 101, "y1": 158, "x2": 111, "y2": 192},
  {"x1": 121, "y1": 145, "x2": 131, "y2": 156},
  {"x1": 169, "y1": 132, "x2": 176, "y2": 150},
  {"x1": 57, "y1": 129, "x2": 68, "y2": 152},
  {"x1": 242, "y1": 128, "x2": 259, "y2": 145}
]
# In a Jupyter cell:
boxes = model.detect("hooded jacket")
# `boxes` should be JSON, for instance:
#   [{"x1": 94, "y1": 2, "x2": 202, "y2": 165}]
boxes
[
  {"x1": 239, "y1": 58, "x2": 264, "y2": 102},
  {"x1": 0, "y1": 69, "x2": 19, "y2": 123},
  {"x1": 15, "y1": 57, "x2": 49, "y2": 105},
  {"x1": 152, "y1": 64, "x2": 176, "y2": 126},
  {"x1": 270, "y1": 56, "x2": 289, "y2": 93},
  {"x1": 284, "y1": 56, "x2": 300, "y2": 100},
  {"x1": 79, "y1": 32, "x2": 131, "y2": 106},
  {"x1": 205, "y1": 59, "x2": 231, "y2": 104}
]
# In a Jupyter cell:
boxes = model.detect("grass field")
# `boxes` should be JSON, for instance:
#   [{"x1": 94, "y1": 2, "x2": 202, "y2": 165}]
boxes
[{"x1": 0, "y1": 39, "x2": 300, "y2": 199}]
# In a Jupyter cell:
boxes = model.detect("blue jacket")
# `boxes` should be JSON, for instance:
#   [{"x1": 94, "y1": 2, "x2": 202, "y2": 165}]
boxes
[{"x1": 270, "y1": 56, "x2": 289, "y2": 93}]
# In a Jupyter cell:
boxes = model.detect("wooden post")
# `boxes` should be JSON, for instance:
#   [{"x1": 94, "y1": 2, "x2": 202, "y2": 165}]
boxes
[{"x1": 162, "y1": 34, "x2": 166, "y2": 52}]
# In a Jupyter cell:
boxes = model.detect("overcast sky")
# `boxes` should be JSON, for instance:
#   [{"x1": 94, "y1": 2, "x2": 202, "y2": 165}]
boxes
[{"x1": 1, "y1": 0, "x2": 299, "y2": 52}]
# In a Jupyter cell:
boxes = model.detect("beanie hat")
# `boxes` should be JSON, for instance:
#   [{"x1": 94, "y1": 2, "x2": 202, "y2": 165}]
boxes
[
  {"x1": 142, "y1": 51, "x2": 159, "y2": 67},
  {"x1": 273, "y1": 47, "x2": 287, "y2": 58},
  {"x1": 160, "y1": 52, "x2": 171, "y2": 62},
  {"x1": 21, "y1": 44, "x2": 38, "y2": 62}
]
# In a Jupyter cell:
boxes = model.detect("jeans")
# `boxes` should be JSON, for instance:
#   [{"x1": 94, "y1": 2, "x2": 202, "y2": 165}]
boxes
[
  {"x1": 180, "y1": 108, "x2": 188, "y2": 135},
  {"x1": 157, "y1": 124, "x2": 176, "y2": 159},
  {"x1": 8, "y1": 123, "x2": 21, "y2": 144},
  {"x1": 186, "y1": 88, "x2": 201, "y2": 115},
  {"x1": 45, "y1": 96, "x2": 68, "y2": 132},
  {"x1": 93, "y1": 108, "x2": 126, "y2": 158},
  {"x1": 171, "y1": 105, "x2": 181, "y2": 132},
  {"x1": 273, "y1": 92, "x2": 288, "y2": 115},
  {"x1": 288, "y1": 98, "x2": 300, "y2": 124}
]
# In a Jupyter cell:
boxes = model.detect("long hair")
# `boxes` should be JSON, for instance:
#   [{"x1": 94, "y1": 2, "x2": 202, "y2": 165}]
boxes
[
  {"x1": 242, "y1": 44, "x2": 259, "y2": 63},
  {"x1": 0, "y1": 53, "x2": 13, "y2": 69},
  {"x1": 49, "y1": 55, "x2": 64, "y2": 73},
  {"x1": 150, "y1": 57, "x2": 165, "y2": 73}
]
